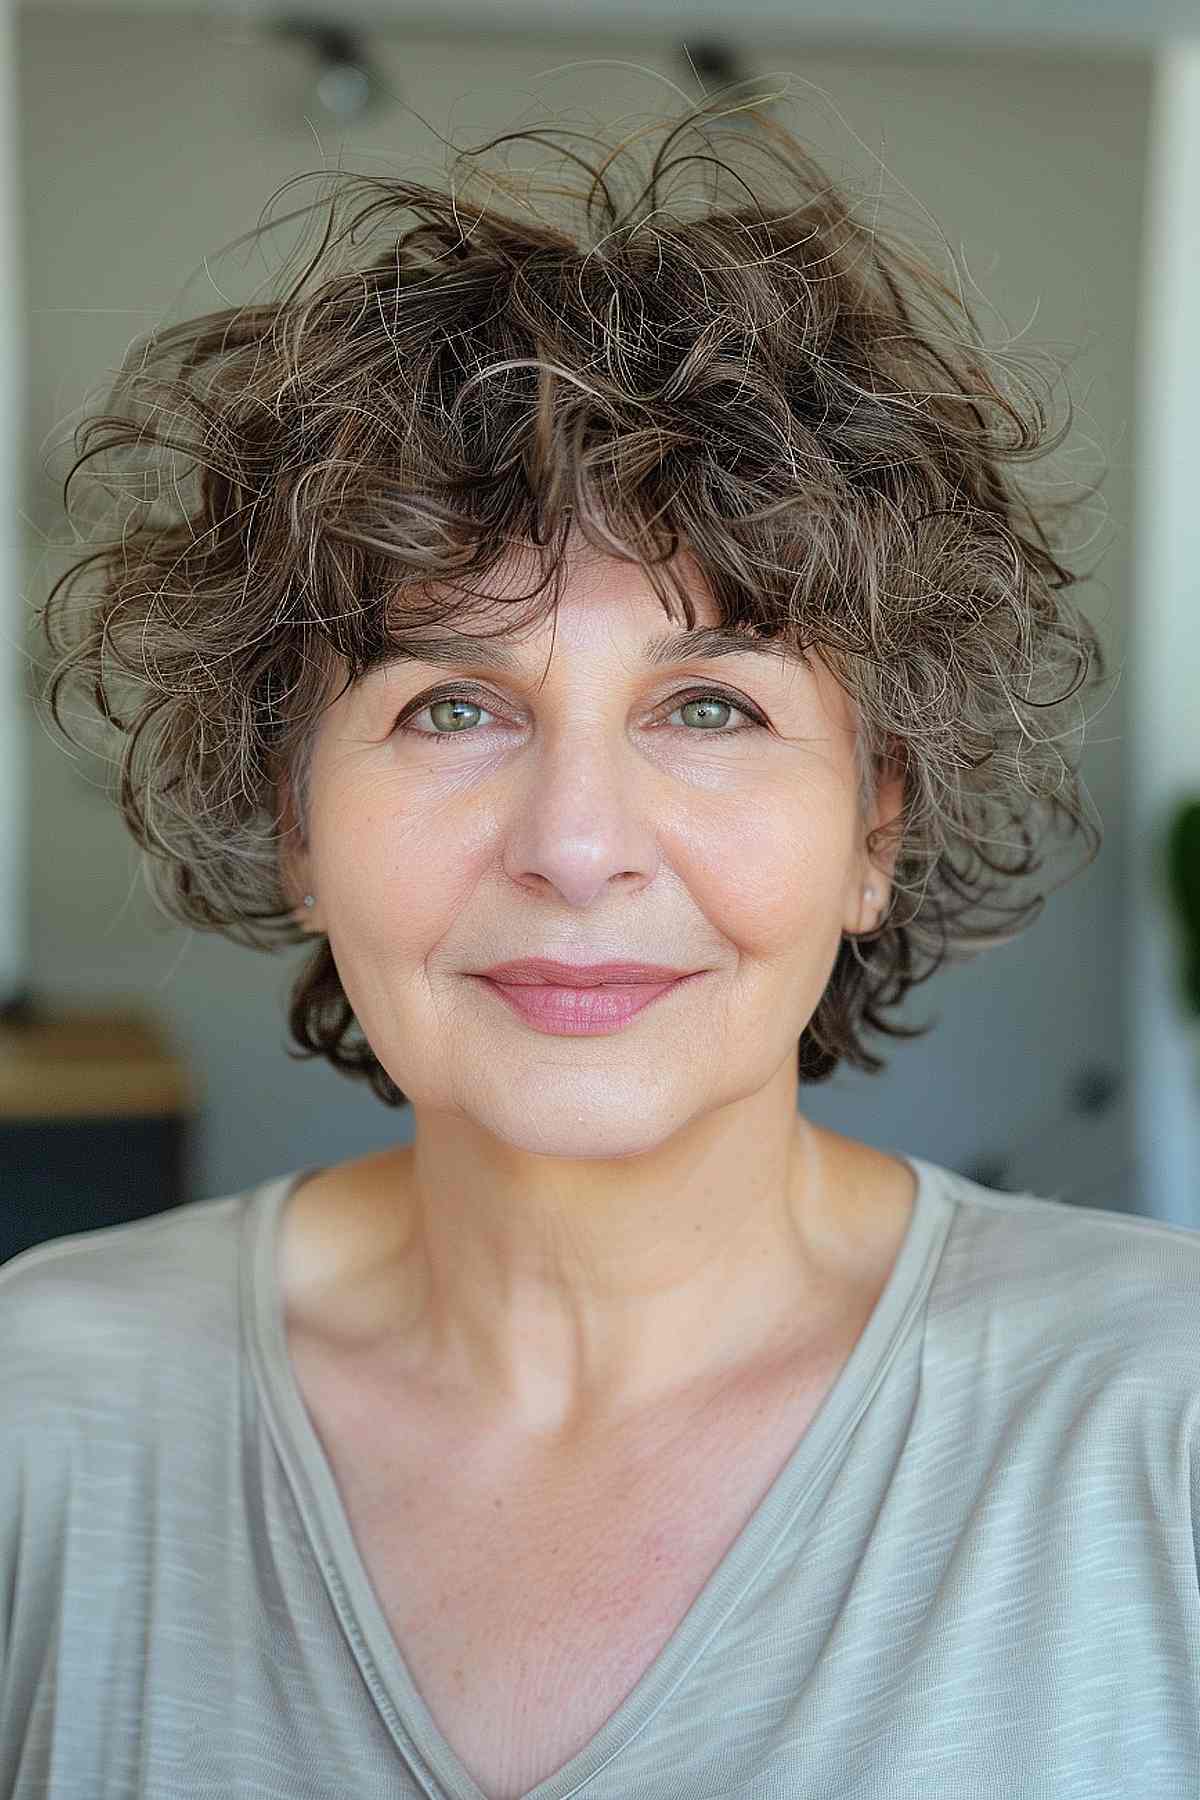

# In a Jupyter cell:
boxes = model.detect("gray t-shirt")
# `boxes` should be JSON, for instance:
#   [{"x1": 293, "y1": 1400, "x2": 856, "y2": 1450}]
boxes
[{"x1": 2, "y1": 1152, "x2": 1199, "y2": 1798}]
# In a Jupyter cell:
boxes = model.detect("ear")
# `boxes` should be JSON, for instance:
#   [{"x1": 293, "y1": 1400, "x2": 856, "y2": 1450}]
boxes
[
  {"x1": 870, "y1": 757, "x2": 906, "y2": 870},
  {"x1": 275, "y1": 770, "x2": 314, "y2": 923},
  {"x1": 853, "y1": 748, "x2": 907, "y2": 932}
]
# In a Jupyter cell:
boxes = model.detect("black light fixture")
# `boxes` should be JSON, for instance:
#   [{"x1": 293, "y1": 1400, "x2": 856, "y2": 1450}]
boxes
[
  {"x1": 270, "y1": 16, "x2": 382, "y2": 124},
  {"x1": 679, "y1": 41, "x2": 745, "y2": 89}
]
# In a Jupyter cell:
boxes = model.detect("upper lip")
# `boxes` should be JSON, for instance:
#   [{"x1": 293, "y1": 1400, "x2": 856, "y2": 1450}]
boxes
[{"x1": 477, "y1": 958, "x2": 694, "y2": 986}]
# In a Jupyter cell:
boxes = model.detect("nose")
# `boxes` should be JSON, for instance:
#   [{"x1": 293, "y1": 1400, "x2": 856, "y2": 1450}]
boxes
[{"x1": 497, "y1": 730, "x2": 663, "y2": 910}]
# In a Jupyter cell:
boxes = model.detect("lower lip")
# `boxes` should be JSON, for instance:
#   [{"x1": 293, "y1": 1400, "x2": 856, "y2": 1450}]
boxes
[{"x1": 473, "y1": 973, "x2": 698, "y2": 1034}]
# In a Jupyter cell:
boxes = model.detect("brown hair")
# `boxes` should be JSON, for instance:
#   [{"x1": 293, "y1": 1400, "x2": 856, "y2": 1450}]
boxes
[{"x1": 34, "y1": 91, "x2": 1109, "y2": 1105}]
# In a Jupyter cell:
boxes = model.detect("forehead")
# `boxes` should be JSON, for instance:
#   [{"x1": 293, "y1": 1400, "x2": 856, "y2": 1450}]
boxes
[
  {"x1": 371, "y1": 540, "x2": 795, "y2": 674},
  {"x1": 390, "y1": 537, "x2": 726, "y2": 654}
]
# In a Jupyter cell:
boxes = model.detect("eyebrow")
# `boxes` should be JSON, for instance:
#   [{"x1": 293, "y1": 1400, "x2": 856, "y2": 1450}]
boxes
[{"x1": 373, "y1": 627, "x2": 805, "y2": 676}]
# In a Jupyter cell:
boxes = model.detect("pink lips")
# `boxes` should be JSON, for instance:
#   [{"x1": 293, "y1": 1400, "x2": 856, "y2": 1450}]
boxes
[
  {"x1": 472, "y1": 971, "x2": 698, "y2": 1035},
  {"x1": 478, "y1": 958, "x2": 690, "y2": 986}
]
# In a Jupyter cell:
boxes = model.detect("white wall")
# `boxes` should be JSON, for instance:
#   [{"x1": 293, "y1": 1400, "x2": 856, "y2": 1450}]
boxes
[
  {"x1": 18, "y1": 17, "x2": 1145, "y2": 1210},
  {"x1": 1129, "y1": 46, "x2": 1200, "y2": 1224},
  {"x1": 10, "y1": 0, "x2": 1197, "y2": 52},
  {"x1": 0, "y1": 0, "x2": 26, "y2": 1010}
]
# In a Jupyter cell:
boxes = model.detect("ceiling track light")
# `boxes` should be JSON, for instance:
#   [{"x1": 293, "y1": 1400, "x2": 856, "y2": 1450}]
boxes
[{"x1": 270, "y1": 15, "x2": 383, "y2": 124}]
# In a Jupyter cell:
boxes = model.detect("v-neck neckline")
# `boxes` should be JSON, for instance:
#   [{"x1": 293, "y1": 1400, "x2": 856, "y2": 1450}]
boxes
[{"x1": 242, "y1": 1151, "x2": 952, "y2": 1800}]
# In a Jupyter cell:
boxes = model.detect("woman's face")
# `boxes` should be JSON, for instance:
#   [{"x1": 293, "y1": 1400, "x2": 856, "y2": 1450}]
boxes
[{"x1": 284, "y1": 539, "x2": 902, "y2": 1162}]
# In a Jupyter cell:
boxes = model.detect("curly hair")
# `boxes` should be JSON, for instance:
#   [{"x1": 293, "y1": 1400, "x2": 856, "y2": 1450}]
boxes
[{"x1": 34, "y1": 90, "x2": 1109, "y2": 1106}]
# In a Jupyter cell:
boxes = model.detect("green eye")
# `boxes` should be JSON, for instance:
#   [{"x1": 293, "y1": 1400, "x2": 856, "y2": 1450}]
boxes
[{"x1": 396, "y1": 685, "x2": 768, "y2": 745}]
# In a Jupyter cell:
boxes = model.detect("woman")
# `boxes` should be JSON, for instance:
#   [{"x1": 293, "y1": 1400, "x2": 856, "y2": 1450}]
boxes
[{"x1": 4, "y1": 94, "x2": 1198, "y2": 1799}]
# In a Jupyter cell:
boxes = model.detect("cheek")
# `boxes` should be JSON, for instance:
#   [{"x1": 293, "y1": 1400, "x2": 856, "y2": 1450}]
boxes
[
  {"x1": 315, "y1": 794, "x2": 487, "y2": 960},
  {"x1": 693, "y1": 805, "x2": 850, "y2": 948}
]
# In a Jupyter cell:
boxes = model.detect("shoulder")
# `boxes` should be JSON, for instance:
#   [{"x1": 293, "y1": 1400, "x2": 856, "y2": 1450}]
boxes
[
  {"x1": 0, "y1": 1186, "x2": 272, "y2": 1687},
  {"x1": 0, "y1": 1186, "x2": 258, "y2": 1425},
  {"x1": 929, "y1": 1164, "x2": 1200, "y2": 1393},
  {"x1": 936, "y1": 1165, "x2": 1200, "y2": 1288}
]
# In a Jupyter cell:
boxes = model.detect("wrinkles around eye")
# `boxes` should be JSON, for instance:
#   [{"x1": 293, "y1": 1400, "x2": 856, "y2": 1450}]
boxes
[{"x1": 390, "y1": 682, "x2": 773, "y2": 740}]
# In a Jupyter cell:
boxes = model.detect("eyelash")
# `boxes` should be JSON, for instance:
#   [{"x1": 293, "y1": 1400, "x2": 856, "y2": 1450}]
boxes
[{"x1": 394, "y1": 684, "x2": 769, "y2": 746}]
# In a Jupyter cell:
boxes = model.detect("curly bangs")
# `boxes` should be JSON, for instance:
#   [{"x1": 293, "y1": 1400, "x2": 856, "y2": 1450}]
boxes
[{"x1": 34, "y1": 93, "x2": 1109, "y2": 1103}]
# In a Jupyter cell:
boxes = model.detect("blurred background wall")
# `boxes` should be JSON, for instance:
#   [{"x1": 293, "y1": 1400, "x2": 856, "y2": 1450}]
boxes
[{"x1": 6, "y1": 0, "x2": 1195, "y2": 1236}]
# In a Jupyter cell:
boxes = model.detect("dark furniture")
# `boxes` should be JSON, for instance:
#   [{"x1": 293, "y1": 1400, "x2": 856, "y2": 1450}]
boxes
[{"x1": 0, "y1": 1008, "x2": 198, "y2": 1263}]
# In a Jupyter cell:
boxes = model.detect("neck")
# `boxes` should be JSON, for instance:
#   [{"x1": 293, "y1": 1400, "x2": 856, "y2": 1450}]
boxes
[{"x1": 282, "y1": 1108, "x2": 907, "y2": 1440}]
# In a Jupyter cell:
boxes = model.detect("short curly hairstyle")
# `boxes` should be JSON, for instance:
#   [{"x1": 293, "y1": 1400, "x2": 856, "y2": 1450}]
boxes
[{"x1": 35, "y1": 91, "x2": 1109, "y2": 1106}]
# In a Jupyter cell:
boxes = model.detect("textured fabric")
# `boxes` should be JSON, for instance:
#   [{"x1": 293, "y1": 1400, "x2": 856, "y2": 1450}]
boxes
[{"x1": 2, "y1": 1152, "x2": 1200, "y2": 1799}]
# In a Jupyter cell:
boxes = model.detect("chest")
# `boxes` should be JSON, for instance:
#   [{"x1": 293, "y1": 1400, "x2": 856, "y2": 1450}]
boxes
[{"x1": 286, "y1": 1339, "x2": 856, "y2": 1800}]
